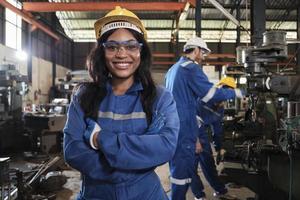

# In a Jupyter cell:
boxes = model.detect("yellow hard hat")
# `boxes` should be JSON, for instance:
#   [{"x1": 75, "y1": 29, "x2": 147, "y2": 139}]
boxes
[
  {"x1": 217, "y1": 77, "x2": 236, "y2": 88},
  {"x1": 94, "y1": 6, "x2": 147, "y2": 40}
]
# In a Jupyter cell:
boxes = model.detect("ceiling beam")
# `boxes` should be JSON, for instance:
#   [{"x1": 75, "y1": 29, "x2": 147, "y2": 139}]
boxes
[
  {"x1": 0, "y1": 0, "x2": 59, "y2": 41},
  {"x1": 187, "y1": 0, "x2": 196, "y2": 7},
  {"x1": 199, "y1": 5, "x2": 296, "y2": 10},
  {"x1": 22, "y1": 2, "x2": 186, "y2": 12},
  {"x1": 54, "y1": 16, "x2": 297, "y2": 22}
]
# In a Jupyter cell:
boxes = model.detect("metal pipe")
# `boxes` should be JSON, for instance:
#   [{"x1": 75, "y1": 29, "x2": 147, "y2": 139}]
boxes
[{"x1": 287, "y1": 101, "x2": 300, "y2": 118}]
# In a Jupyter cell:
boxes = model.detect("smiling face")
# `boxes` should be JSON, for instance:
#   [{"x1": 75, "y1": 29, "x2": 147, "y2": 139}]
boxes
[{"x1": 104, "y1": 28, "x2": 141, "y2": 83}]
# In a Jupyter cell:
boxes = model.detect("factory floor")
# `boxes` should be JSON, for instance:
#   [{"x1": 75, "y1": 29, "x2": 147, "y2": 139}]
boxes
[
  {"x1": 55, "y1": 162, "x2": 255, "y2": 200},
  {"x1": 5, "y1": 150, "x2": 255, "y2": 200}
]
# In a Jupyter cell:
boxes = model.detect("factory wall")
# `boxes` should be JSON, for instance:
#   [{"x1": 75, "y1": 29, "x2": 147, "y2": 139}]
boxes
[
  {"x1": 73, "y1": 42, "x2": 95, "y2": 70},
  {"x1": 29, "y1": 57, "x2": 69, "y2": 105},
  {"x1": 0, "y1": 43, "x2": 69, "y2": 106},
  {"x1": 0, "y1": 43, "x2": 27, "y2": 73},
  {"x1": 0, "y1": 5, "x2": 73, "y2": 107},
  {"x1": 0, "y1": 4, "x2": 73, "y2": 69},
  {"x1": 21, "y1": 24, "x2": 73, "y2": 70}
]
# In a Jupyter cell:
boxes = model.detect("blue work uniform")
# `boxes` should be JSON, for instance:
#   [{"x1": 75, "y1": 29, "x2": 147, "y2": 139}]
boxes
[
  {"x1": 63, "y1": 81, "x2": 179, "y2": 200},
  {"x1": 165, "y1": 56, "x2": 240, "y2": 200},
  {"x1": 191, "y1": 101, "x2": 227, "y2": 199},
  {"x1": 197, "y1": 101, "x2": 224, "y2": 152}
]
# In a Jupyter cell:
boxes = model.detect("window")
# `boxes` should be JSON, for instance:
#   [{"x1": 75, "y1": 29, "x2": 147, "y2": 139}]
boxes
[{"x1": 5, "y1": 0, "x2": 22, "y2": 50}]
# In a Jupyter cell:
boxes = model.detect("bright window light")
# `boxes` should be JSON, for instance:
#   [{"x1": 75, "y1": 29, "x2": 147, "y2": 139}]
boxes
[
  {"x1": 16, "y1": 50, "x2": 28, "y2": 61},
  {"x1": 5, "y1": 22, "x2": 17, "y2": 49},
  {"x1": 5, "y1": 0, "x2": 22, "y2": 50}
]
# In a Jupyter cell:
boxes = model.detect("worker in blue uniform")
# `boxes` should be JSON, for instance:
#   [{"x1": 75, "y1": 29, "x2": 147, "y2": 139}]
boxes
[
  {"x1": 165, "y1": 37, "x2": 244, "y2": 200},
  {"x1": 192, "y1": 77, "x2": 239, "y2": 200},
  {"x1": 63, "y1": 6, "x2": 179, "y2": 200}
]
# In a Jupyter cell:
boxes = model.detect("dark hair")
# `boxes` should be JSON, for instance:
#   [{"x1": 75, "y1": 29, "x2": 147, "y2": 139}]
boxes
[{"x1": 75, "y1": 28, "x2": 156, "y2": 124}]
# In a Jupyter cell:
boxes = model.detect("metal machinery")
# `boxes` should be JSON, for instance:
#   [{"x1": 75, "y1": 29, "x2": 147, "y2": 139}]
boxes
[
  {"x1": 0, "y1": 64, "x2": 29, "y2": 154},
  {"x1": 0, "y1": 157, "x2": 18, "y2": 200},
  {"x1": 0, "y1": 64, "x2": 67, "y2": 199},
  {"x1": 23, "y1": 100, "x2": 68, "y2": 154},
  {"x1": 46, "y1": 70, "x2": 90, "y2": 151},
  {"x1": 0, "y1": 156, "x2": 65, "y2": 200},
  {"x1": 221, "y1": 31, "x2": 300, "y2": 199},
  {"x1": 51, "y1": 70, "x2": 90, "y2": 101}
]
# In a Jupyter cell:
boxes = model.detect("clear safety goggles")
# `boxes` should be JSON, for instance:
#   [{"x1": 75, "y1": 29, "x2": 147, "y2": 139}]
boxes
[
  {"x1": 102, "y1": 40, "x2": 143, "y2": 54},
  {"x1": 200, "y1": 48, "x2": 209, "y2": 56}
]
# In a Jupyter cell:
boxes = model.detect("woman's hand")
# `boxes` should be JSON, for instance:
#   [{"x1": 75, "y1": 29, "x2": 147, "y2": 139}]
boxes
[{"x1": 84, "y1": 118, "x2": 101, "y2": 150}]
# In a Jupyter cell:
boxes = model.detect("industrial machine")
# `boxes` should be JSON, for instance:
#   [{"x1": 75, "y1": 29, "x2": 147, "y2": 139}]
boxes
[
  {"x1": 23, "y1": 99, "x2": 68, "y2": 154},
  {"x1": 221, "y1": 31, "x2": 300, "y2": 200},
  {"x1": 51, "y1": 70, "x2": 90, "y2": 101},
  {"x1": 0, "y1": 65, "x2": 67, "y2": 199},
  {"x1": 0, "y1": 64, "x2": 30, "y2": 155},
  {"x1": 0, "y1": 157, "x2": 18, "y2": 200},
  {"x1": 0, "y1": 156, "x2": 66, "y2": 200}
]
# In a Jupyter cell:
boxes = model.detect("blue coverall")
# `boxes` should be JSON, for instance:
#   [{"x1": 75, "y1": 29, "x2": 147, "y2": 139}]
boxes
[
  {"x1": 64, "y1": 81, "x2": 179, "y2": 200},
  {"x1": 191, "y1": 101, "x2": 227, "y2": 199},
  {"x1": 165, "y1": 56, "x2": 241, "y2": 200}
]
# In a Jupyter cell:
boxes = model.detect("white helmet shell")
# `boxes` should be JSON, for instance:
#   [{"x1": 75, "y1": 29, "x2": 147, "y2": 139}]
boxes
[{"x1": 183, "y1": 37, "x2": 211, "y2": 53}]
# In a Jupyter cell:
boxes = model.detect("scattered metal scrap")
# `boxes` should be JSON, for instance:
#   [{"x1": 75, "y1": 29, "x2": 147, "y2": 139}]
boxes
[{"x1": 1, "y1": 156, "x2": 67, "y2": 200}]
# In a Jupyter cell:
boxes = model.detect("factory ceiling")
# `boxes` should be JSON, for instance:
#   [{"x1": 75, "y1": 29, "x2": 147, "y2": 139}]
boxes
[{"x1": 19, "y1": 0, "x2": 300, "y2": 43}]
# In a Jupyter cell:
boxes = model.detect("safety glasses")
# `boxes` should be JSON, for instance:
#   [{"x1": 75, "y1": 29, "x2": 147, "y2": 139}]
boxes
[
  {"x1": 102, "y1": 40, "x2": 143, "y2": 54},
  {"x1": 200, "y1": 48, "x2": 209, "y2": 56}
]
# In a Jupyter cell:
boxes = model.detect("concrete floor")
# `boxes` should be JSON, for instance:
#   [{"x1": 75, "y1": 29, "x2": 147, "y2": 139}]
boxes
[
  {"x1": 156, "y1": 163, "x2": 255, "y2": 200},
  {"x1": 8, "y1": 151, "x2": 255, "y2": 199},
  {"x1": 55, "y1": 162, "x2": 255, "y2": 200}
]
